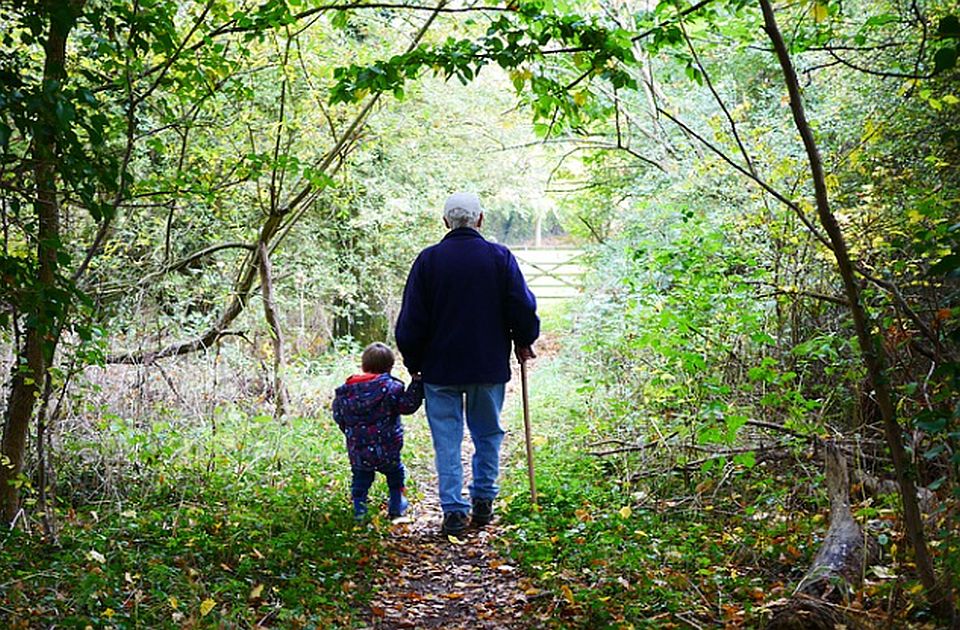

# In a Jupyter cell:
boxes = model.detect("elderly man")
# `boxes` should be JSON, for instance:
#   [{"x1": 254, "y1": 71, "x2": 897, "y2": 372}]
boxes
[{"x1": 396, "y1": 192, "x2": 539, "y2": 536}]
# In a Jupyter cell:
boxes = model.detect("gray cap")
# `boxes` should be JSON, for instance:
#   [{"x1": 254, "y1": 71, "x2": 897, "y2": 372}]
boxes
[{"x1": 443, "y1": 192, "x2": 483, "y2": 228}]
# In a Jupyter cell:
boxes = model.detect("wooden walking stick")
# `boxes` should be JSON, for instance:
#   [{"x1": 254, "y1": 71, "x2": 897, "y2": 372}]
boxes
[{"x1": 520, "y1": 358, "x2": 538, "y2": 506}]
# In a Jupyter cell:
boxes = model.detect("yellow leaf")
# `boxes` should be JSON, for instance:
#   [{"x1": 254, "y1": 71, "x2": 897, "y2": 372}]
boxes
[
  {"x1": 103, "y1": 608, "x2": 115, "y2": 619},
  {"x1": 447, "y1": 534, "x2": 466, "y2": 545},
  {"x1": 618, "y1": 506, "x2": 632, "y2": 519},
  {"x1": 810, "y1": 2, "x2": 828, "y2": 22},
  {"x1": 573, "y1": 91, "x2": 588, "y2": 107},
  {"x1": 168, "y1": 596, "x2": 178, "y2": 609},
  {"x1": 249, "y1": 584, "x2": 264, "y2": 600},
  {"x1": 199, "y1": 598, "x2": 215, "y2": 617},
  {"x1": 561, "y1": 584, "x2": 575, "y2": 605},
  {"x1": 824, "y1": 173, "x2": 840, "y2": 193}
]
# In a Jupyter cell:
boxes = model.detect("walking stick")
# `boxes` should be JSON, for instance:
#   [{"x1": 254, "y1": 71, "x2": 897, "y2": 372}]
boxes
[{"x1": 520, "y1": 358, "x2": 538, "y2": 506}]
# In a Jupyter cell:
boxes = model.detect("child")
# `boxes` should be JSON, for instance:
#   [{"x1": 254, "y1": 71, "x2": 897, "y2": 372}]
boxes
[{"x1": 332, "y1": 342, "x2": 423, "y2": 519}]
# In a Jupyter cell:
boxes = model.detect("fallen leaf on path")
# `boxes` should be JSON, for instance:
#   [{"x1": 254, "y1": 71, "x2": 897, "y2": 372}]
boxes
[{"x1": 872, "y1": 566, "x2": 897, "y2": 579}]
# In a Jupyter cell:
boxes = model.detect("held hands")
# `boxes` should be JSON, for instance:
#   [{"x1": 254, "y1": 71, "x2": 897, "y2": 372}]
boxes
[{"x1": 515, "y1": 345, "x2": 536, "y2": 363}]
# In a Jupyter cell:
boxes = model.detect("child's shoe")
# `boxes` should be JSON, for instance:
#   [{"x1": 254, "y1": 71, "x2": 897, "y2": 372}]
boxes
[
  {"x1": 388, "y1": 487, "x2": 409, "y2": 518},
  {"x1": 353, "y1": 497, "x2": 369, "y2": 521}
]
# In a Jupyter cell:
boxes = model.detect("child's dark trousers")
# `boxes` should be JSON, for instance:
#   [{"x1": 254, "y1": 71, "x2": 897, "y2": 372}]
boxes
[{"x1": 351, "y1": 461, "x2": 405, "y2": 500}]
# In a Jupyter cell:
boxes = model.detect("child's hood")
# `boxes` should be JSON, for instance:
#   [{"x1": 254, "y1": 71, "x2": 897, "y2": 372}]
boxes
[{"x1": 335, "y1": 373, "x2": 395, "y2": 413}]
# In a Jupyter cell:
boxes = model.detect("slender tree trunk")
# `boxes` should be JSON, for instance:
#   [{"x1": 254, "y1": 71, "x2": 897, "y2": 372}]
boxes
[
  {"x1": 257, "y1": 241, "x2": 288, "y2": 418},
  {"x1": 1, "y1": 2, "x2": 81, "y2": 525},
  {"x1": 758, "y1": 0, "x2": 955, "y2": 623}
]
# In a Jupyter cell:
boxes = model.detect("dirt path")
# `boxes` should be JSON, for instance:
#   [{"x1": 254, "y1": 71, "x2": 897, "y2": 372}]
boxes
[
  {"x1": 361, "y1": 337, "x2": 561, "y2": 629},
  {"x1": 363, "y1": 456, "x2": 535, "y2": 629}
]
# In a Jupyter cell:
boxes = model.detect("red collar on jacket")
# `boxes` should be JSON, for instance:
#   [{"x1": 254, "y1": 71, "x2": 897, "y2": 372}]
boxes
[{"x1": 345, "y1": 372, "x2": 386, "y2": 385}]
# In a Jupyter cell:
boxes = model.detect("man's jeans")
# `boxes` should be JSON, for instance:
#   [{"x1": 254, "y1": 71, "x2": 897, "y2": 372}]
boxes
[{"x1": 424, "y1": 383, "x2": 506, "y2": 514}]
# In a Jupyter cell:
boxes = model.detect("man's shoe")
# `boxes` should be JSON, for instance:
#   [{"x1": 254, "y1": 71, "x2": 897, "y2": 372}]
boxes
[
  {"x1": 471, "y1": 498, "x2": 494, "y2": 527},
  {"x1": 440, "y1": 511, "x2": 469, "y2": 536}
]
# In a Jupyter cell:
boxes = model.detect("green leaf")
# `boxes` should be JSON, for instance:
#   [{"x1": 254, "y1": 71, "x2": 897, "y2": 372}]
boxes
[
  {"x1": 934, "y1": 46, "x2": 957, "y2": 73},
  {"x1": 914, "y1": 412, "x2": 948, "y2": 433},
  {"x1": 698, "y1": 427, "x2": 724, "y2": 444},
  {"x1": 725, "y1": 414, "x2": 748, "y2": 434},
  {"x1": 331, "y1": 10, "x2": 349, "y2": 30},
  {"x1": 928, "y1": 253, "x2": 960, "y2": 276},
  {"x1": 733, "y1": 452, "x2": 756, "y2": 468},
  {"x1": 939, "y1": 15, "x2": 960, "y2": 38},
  {"x1": 864, "y1": 13, "x2": 898, "y2": 27}
]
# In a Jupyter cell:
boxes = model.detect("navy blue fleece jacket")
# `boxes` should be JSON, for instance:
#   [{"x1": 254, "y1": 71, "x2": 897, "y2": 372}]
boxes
[{"x1": 395, "y1": 227, "x2": 539, "y2": 384}]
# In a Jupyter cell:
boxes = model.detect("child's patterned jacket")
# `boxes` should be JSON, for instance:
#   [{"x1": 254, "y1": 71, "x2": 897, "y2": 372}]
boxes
[{"x1": 332, "y1": 373, "x2": 423, "y2": 470}]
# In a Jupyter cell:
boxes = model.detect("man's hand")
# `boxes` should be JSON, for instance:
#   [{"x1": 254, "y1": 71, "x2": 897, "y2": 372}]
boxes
[{"x1": 515, "y1": 345, "x2": 536, "y2": 363}]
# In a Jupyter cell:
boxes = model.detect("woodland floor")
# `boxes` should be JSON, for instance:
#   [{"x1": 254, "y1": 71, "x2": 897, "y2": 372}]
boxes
[{"x1": 1, "y1": 324, "x2": 956, "y2": 629}]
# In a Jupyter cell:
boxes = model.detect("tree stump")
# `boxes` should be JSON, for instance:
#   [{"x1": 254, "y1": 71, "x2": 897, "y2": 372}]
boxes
[{"x1": 766, "y1": 441, "x2": 877, "y2": 629}]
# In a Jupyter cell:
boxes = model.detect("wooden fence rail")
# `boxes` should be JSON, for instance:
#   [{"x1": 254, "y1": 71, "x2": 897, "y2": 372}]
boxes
[{"x1": 513, "y1": 248, "x2": 585, "y2": 301}]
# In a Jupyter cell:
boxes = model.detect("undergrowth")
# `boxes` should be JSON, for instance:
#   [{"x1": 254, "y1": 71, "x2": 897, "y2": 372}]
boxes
[
  {"x1": 1, "y1": 411, "x2": 384, "y2": 629},
  {"x1": 497, "y1": 311, "x2": 952, "y2": 629}
]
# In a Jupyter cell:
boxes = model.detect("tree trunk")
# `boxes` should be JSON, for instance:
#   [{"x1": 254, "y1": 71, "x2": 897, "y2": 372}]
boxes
[
  {"x1": 1, "y1": 2, "x2": 81, "y2": 525},
  {"x1": 758, "y1": 0, "x2": 955, "y2": 623},
  {"x1": 257, "y1": 241, "x2": 288, "y2": 418},
  {"x1": 767, "y1": 442, "x2": 876, "y2": 629}
]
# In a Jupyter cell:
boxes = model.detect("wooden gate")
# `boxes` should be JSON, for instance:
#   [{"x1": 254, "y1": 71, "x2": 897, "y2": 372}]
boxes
[{"x1": 512, "y1": 247, "x2": 585, "y2": 302}]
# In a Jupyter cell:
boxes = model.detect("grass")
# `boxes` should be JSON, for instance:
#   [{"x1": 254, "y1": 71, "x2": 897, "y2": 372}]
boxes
[{"x1": 0, "y1": 410, "x2": 384, "y2": 629}]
